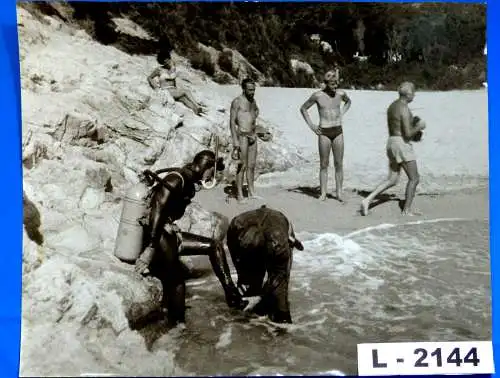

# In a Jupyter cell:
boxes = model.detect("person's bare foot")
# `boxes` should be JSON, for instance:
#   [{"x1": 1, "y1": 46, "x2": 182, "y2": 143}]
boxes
[
  {"x1": 335, "y1": 192, "x2": 346, "y2": 204},
  {"x1": 237, "y1": 197, "x2": 248, "y2": 204},
  {"x1": 319, "y1": 193, "x2": 327, "y2": 201},
  {"x1": 401, "y1": 209, "x2": 423, "y2": 217},
  {"x1": 360, "y1": 199, "x2": 370, "y2": 216},
  {"x1": 249, "y1": 193, "x2": 264, "y2": 200}
]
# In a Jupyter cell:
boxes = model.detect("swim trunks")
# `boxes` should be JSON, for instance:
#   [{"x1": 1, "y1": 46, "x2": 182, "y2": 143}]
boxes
[
  {"x1": 386, "y1": 136, "x2": 416, "y2": 169},
  {"x1": 319, "y1": 125, "x2": 343, "y2": 141},
  {"x1": 238, "y1": 130, "x2": 257, "y2": 145}
]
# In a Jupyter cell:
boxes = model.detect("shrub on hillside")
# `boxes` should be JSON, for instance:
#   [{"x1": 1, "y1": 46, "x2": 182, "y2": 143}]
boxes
[
  {"x1": 39, "y1": 1, "x2": 485, "y2": 91},
  {"x1": 218, "y1": 50, "x2": 234, "y2": 75},
  {"x1": 190, "y1": 48, "x2": 216, "y2": 76},
  {"x1": 213, "y1": 71, "x2": 235, "y2": 85}
]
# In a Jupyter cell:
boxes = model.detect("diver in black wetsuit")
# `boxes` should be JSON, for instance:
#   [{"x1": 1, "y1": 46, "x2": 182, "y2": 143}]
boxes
[
  {"x1": 134, "y1": 150, "x2": 244, "y2": 326},
  {"x1": 226, "y1": 205, "x2": 304, "y2": 324}
]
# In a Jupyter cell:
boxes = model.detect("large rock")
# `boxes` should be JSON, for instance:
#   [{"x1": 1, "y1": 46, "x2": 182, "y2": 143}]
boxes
[
  {"x1": 20, "y1": 227, "x2": 195, "y2": 374},
  {"x1": 50, "y1": 112, "x2": 107, "y2": 146},
  {"x1": 20, "y1": 320, "x2": 187, "y2": 377},
  {"x1": 23, "y1": 191, "x2": 44, "y2": 247},
  {"x1": 22, "y1": 131, "x2": 56, "y2": 169},
  {"x1": 177, "y1": 202, "x2": 229, "y2": 241},
  {"x1": 197, "y1": 42, "x2": 267, "y2": 85}
]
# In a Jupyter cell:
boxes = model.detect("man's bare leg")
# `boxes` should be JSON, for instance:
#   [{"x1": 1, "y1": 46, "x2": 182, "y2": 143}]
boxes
[
  {"x1": 318, "y1": 135, "x2": 331, "y2": 201},
  {"x1": 361, "y1": 166, "x2": 400, "y2": 216},
  {"x1": 236, "y1": 136, "x2": 248, "y2": 203},
  {"x1": 400, "y1": 160, "x2": 421, "y2": 216},
  {"x1": 247, "y1": 138, "x2": 260, "y2": 199},
  {"x1": 332, "y1": 134, "x2": 345, "y2": 202}
]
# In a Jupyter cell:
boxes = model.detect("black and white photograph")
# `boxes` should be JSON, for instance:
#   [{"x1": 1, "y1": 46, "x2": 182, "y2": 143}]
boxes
[{"x1": 19, "y1": 1, "x2": 490, "y2": 376}]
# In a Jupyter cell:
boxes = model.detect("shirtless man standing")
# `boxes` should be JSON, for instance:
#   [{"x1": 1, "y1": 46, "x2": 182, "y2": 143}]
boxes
[
  {"x1": 360, "y1": 81, "x2": 426, "y2": 217},
  {"x1": 230, "y1": 78, "x2": 260, "y2": 203},
  {"x1": 300, "y1": 70, "x2": 352, "y2": 202}
]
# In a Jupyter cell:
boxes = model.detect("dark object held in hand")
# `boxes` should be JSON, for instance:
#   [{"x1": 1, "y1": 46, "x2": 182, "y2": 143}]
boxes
[
  {"x1": 412, "y1": 116, "x2": 423, "y2": 142},
  {"x1": 231, "y1": 146, "x2": 241, "y2": 161}
]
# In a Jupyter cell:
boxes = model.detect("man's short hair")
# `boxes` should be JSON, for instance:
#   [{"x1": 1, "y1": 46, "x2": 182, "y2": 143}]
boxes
[
  {"x1": 324, "y1": 69, "x2": 340, "y2": 83},
  {"x1": 398, "y1": 81, "x2": 415, "y2": 97},
  {"x1": 241, "y1": 78, "x2": 255, "y2": 89}
]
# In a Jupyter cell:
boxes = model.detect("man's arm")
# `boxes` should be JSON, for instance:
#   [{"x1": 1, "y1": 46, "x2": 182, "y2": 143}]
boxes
[
  {"x1": 229, "y1": 97, "x2": 240, "y2": 147},
  {"x1": 148, "y1": 188, "x2": 169, "y2": 251},
  {"x1": 134, "y1": 186, "x2": 170, "y2": 271},
  {"x1": 147, "y1": 67, "x2": 161, "y2": 89},
  {"x1": 138, "y1": 176, "x2": 182, "y2": 263},
  {"x1": 208, "y1": 241, "x2": 243, "y2": 308},
  {"x1": 401, "y1": 105, "x2": 424, "y2": 140},
  {"x1": 300, "y1": 93, "x2": 319, "y2": 133},
  {"x1": 340, "y1": 90, "x2": 352, "y2": 116}
]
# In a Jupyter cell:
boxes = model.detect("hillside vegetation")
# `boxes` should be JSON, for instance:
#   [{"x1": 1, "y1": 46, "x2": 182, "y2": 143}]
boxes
[{"x1": 43, "y1": 1, "x2": 488, "y2": 90}]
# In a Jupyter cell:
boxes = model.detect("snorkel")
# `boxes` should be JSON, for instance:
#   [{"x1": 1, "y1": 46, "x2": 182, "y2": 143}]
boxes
[{"x1": 201, "y1": 135, "x2": 219, "y2": 190}]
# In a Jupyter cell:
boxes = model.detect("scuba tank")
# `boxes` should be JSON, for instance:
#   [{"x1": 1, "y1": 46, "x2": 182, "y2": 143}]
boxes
[
  {"x1": 113, "y1": 169, "x2": 184, "y2": 263},
  {"x1": 114, "y1": 138, "x2": 221, "y2": 263},
  {"x1": 113, "y1": 181, "x2": 150, "y2": 263}
]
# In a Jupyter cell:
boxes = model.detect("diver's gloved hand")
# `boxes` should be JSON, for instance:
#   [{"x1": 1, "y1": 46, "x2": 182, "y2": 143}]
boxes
[
  {"x1": 134, "y1": 258, "x2": 149, "y2": 275},
  {"x1": 135, "y1": 246, "x2": 153, "y2": 275},
  {"x1": 225, "y1": 285, "x2": 246, "y2": 310},
  {"x1": 242, "y1": 296, "x2": 262, "y2": 312},
  {"x1": 237, "y1": 283, "x2": 250, "y2": 297},
  {"x1": 165, "y1": 223, "x2": 181, "y2": 235}
]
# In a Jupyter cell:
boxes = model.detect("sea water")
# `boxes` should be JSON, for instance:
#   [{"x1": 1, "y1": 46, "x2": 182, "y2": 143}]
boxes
[
  {"x1": 146, "y1": 219, "x2": 490, "y2": 376},
  {"x1": 147, "y1": 89, "x2": 489, "y2": 375}
]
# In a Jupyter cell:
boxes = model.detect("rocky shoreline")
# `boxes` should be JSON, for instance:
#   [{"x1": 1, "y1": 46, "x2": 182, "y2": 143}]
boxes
[{"x1": 19, "y1": 5, "x2": 304, "y2": 376}]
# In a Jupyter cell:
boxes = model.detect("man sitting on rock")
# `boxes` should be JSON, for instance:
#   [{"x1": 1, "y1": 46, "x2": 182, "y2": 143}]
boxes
[
  {"x1": 226, "y1": 205, "x2": 304, "y2": 324},
  {"x1": 134, "y1": 150, "x2": 244, "y2": 326}
]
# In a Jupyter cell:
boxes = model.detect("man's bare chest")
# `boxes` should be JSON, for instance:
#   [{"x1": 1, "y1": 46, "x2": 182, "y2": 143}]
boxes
[
  {"x1": 317, "y1": 94, "x2": 341, "y2": 109},
  {"x1": 239, "y1": 99, "x2": 258, "y2": 113}
]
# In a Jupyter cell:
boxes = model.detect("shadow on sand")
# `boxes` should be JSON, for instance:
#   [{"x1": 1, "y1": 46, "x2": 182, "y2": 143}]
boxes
[
  {"x1": 286, "y1": 186, "x2": 344, "y2": 202},
  {"x1": 223, "y1": 182, "x2": 250, "y2": 200},
  {"x1": 355, "y1": 189, "x2": 404, "y2": 212},
  {"x1": 286, "y1": 186, "x2": 406, "y2": 211}
]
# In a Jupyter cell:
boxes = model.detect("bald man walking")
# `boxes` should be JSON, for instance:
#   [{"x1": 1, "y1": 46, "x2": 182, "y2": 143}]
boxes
[{"x1": 360, "y1": 82, "x2": 426, "y2": 217}]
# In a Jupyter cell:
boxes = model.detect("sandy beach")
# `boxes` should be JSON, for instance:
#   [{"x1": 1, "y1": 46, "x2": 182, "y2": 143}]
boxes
[
  {"x1": 195, "y1": 183, "x2": 489, "y2": 235},
  {"x1": 198, "y1": 85, "x2": 489, "y2": 235}
]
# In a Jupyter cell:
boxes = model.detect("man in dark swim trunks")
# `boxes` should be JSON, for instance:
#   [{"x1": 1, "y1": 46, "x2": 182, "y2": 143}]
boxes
[
  {"x1": 133, "y1": 150, "x2": 244, "y2": 326},
  {"x1": 229, "y1": 78, "x2": 261, "y2": 203},
  {"x1": 300, "y1": 69, "x2": 352, "y2": 202}
]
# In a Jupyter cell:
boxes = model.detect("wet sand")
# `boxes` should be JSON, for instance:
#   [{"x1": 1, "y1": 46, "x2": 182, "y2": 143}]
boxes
[{"x1": 195, "y1": 184, "x2": 489, "y2": 235}]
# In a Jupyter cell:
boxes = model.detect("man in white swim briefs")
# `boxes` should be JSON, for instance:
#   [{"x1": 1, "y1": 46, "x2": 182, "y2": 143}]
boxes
[
  {"x1": 361, "y1": 81, "x2": 426, "y2": 217},
  {"x1": 300, "y1": 69, "x2": 352, "y2": 202}
]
